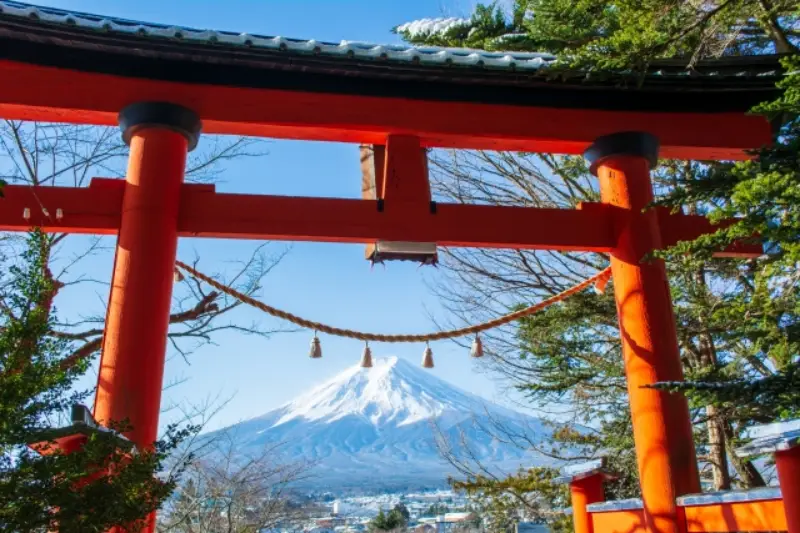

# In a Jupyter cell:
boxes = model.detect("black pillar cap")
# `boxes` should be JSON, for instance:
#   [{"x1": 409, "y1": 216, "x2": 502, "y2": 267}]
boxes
[
  {"x1": 119, "y1": 102, "x2": 202, "y2": 151},
  {"x1": 584, "y1": 132, "x2": 659, "y2": 176}
]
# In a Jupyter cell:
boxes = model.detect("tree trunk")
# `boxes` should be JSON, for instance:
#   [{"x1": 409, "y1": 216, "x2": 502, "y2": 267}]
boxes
[
  {"x1": 692, "y1": 265, "x2": 732, "y2": 491},
  {"x1": 705, "y1": 404, "x2": 731, "y2": 490},
  {"x1": 757, "y1": 0, "x2": 798, "y2": 54},
  {"x1": 724, "y1": 421, "x2": 766, "y2": 487}
]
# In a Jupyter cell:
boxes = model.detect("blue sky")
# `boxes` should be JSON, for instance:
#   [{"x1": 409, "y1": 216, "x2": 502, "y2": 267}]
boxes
[{"x1": 22, "y1": 0, "x2": 524, "y2": 432}]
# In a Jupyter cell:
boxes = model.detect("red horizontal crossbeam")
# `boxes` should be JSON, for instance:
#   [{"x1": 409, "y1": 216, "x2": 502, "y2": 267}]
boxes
[
  {"x1": 0, "y1": 179, "x2": 123, "y2": 235},
  {"x1": 0, "y1": 60, "x2": 771, "y2": 160},
  {"x1": 179, "y1": 192, "x2": 611, "y2": 251},
  {"x1": 656, "y1": 207, "x2": 762, "y2": 258},
  {"x1": 0, "y1": 180, "x2": 761, "y2": 256},
  {"x1": 0, "y1": 180, "x2": 613, "y2": 251},
  {"x1": 578, "y1": 202, "x2": 763, "y2": 258}
]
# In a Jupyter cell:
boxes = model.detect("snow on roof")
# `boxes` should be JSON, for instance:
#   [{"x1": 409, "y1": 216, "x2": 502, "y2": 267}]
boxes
[
  {"x1": 394, "y1": 17, "x2": 469, "y2": 38},
  {"x1": 747, "y1": 418, "x2": 800, "y2": 440},
  {"x1": 0, "y1": 1, "x2": 555, "y2": 71},
  {"x1": 553, "y1": 458, "x2": 607, "y2": 484},
  {"x1": 562, "y1": 458, "x2": 604, "y2": 477},
  {"x1": 418, "y1": 513, "x2": 476, "y2": 524},
  {"x1": 736, "y1": 418, "x2": 800, "y2": 456},
  {"x1": 677, "y1": 487, "x2": 782, "y2": 507},
  {"x1": 587, "y1": 499, "x2": 644, "y2": 513},
  {"x1": 442, "y1": 513, "x2": 476, "y2": 522}
]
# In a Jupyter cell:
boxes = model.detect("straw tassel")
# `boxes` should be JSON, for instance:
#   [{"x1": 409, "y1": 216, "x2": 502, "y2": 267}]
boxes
[
  {"x1": 421, "y1": 342, "x2": 434, "y2": 369},
  {"x1": 309, "y1": 333, "x2": 322, "y2": 359},
  {"x1": 470, "y1": 336, "x2": 484, "y2": 358},
  {"x1": 360, "y1": 343, "x2": 373, "y2": 368},
  {"x1": 174, "y1": 268, "x2": 185, "y2": 283},
  {"x1": 594, "y1": 271, "x2": 611, "y2": 295}
]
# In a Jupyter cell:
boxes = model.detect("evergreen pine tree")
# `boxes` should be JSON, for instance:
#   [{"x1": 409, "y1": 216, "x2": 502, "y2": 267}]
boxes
[
  {"x1": 0, "y1": 231, "x2": 194, "y2": 532},
  {"x1": 396, "y1": 0, "x2": 799, "y2": 522},
  {"x1": 393, "y1": 503, "x2": 411, "y2": 523},
  {"x1": 370, "y1": 508, "x2": 406, "y2": 532}
]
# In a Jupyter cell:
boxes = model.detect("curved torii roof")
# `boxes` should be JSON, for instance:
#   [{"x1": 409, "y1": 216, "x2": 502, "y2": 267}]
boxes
[{"x1": 0, "y1": 0, "x2": 778, "y2": 158}]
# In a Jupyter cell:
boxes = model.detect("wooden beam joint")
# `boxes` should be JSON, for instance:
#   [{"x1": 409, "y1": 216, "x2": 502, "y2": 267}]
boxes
[
  {"x1": 381, "y1": 134, "x2": 431, "y2": 215},
  {"x1": 362, "y1": 138, "x2": 437, "y2": 262},
  {"x1": 579, "y1": 202, "x2": 762, "y2": 258}
]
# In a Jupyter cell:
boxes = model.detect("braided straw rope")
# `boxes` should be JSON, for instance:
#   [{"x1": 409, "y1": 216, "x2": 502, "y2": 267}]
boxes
[{"x1": 175, "y1": 261, "x2": 612, "y2": 343}]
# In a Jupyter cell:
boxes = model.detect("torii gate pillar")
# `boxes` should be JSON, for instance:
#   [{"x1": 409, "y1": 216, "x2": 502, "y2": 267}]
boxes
[
  {"x1": 586, "y1": 133, "x2": 701, "y2": 533},
  {"x1": 93, "y1": 103, "x2": 200, "y2": 529}
]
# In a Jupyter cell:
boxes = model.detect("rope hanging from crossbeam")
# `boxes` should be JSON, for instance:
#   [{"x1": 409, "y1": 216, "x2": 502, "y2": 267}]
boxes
[{"x1": 174, "y1": 260, "x2": 612, "y2": 343}]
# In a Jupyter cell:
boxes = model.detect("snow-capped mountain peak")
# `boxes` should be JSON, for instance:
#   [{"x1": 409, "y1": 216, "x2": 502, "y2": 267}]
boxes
[
  {"x1": 273, "y1": 356, "x2": 488, "y2": 428},
  {"x1": 207, "y1": 355, "x2": 551, "y2": 491}
]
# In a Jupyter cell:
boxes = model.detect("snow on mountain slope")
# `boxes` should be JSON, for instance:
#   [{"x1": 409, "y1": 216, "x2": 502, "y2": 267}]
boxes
[
  {"x1": 273, "y1": 356, "x2": 523, "y2": 427},
  {"x1": 205, "y1": 356, "x2": 553, "y2": 490}
]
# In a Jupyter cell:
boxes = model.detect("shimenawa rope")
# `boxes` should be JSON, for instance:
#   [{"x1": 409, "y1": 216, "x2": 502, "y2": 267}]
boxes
[{"x1": 175, "y1": 260, "x2": 612, "y2": 343}]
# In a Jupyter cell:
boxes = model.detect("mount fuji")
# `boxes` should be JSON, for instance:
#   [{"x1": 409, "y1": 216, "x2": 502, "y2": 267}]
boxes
[{"x1": 205, "y1": 356, "x2": 553, "y2": 491}]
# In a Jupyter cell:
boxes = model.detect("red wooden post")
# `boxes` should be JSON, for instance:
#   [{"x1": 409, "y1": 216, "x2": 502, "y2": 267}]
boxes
[
  {"x1": 571, "y1": 474, "x2": 606, "y2": 533},
  {"x1": 586, "y1": 132, "x2": 701, "y2": 533},
  {"x1": 776, "y1": 446, "x2": 800, "y2": 533},
  {"x1": 93, "y1": 102, "x2": 200, "y2": 532},
  {"x1": 555, "y1": 459, "x2": 613, "y2": 533}
]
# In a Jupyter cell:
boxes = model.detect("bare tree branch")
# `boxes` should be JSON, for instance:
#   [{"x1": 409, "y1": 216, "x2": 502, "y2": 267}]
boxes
[{"x1": 0, "y1": 121, "x2": 287, "y2": 373}]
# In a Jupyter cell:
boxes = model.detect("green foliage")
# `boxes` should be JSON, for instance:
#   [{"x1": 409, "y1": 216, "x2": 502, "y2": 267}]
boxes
[
  {"x1": 510, "y1": 286, "x2": 645, "y2": 497},
  {"x1": 396, "y1": 1, "x2": 798, "y2": 65},
  {"x1": 425, "y1": 502, "x2": 449, "y2": 516},
  {"x1": 0, "y1": 231, "x2": 195, "y2": 532},
  {"x1": 655, "y1": 246, "x2": 800, "y2": 421},
  {"x1": 654, "y1": 48, "x2": 800, "y2": 412},
  {"x1": 394, "y1": 3, "x2": 523, "y2": 51},
  {"x1": 651, "y1": 363, "x2": 800, "y2": 421},
  {"x1": 517, "y1": 291, "x2": 623, "y2": 401},
  {"x1": 452, "y1": 467, "x2": 570, "y2": 533},
  {"x1": 399, "y1": 0, "x2": 799, "y2": 520},
  {"x1": 369, "y1": 506, "x2": 407, "y2": 532},
  {"x1": 393, "y1": 503, "x2": 410, "y2": 523}
]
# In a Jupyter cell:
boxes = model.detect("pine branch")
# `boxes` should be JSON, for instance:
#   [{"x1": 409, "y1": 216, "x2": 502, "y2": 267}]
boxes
[{"x1": 650, "y1": 363, "x2": 800, "y2": 420}]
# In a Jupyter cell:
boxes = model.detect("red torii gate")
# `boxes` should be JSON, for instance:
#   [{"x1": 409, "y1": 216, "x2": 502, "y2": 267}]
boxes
[{"x1": 0, "y1": 3, "x2": 791, "y2": 533}]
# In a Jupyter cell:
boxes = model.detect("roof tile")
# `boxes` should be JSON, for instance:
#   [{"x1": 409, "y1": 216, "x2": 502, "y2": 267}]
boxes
[{"x1": 0, "y1": 0, "x2": 556, "y2": 71}]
